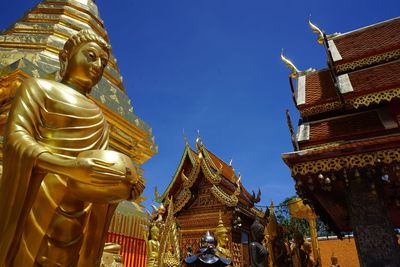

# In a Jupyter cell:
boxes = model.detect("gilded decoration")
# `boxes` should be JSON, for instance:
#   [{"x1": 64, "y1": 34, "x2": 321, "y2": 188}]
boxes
[
  {"x1": 335, "y1": 49, "x2": 400, "y2": 73},
  {"x1": 289, "y1": 147, "x2": 400, "y2": 176},
  {"x1": 200, "y1": 154, "x2": 223, "y2": 185},
  {"x1": 210, "y1": 185, "x2": 239, "y2": 207},
  {"x1": 181, "y1": 161, "x2": 201, "y2": 188},
  {"x1": 174, "y1": 189, "x2": 192, "y2": 214},
  {"x1": 250, "y1": 207, "x2": 265, "y2": 218},
  {"x1": 158, "y1": 198, "x2": 181, "y2": 267},
  {"x1": 348, "y1": 87, "x2": 400, "y2": 108},
  {"x1": 300, "y1": 101, "x2": 343, "y2": 117}
]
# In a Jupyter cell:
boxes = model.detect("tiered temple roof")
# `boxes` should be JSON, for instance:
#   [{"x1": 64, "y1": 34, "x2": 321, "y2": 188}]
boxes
[
  {"x1": 160, "y1": 136, "x2": 264, "y2": 265},
  {"x1": 282, "y1": 17, "x2": 400, "y2": 233},
  {"x1": 160, "y1": 137, "x2": 260, "y2": 215}
]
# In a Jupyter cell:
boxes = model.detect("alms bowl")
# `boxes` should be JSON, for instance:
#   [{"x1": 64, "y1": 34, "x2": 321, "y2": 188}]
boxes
[{"x1": 67, "y1": 149, "x2": 137, "y2": 203}]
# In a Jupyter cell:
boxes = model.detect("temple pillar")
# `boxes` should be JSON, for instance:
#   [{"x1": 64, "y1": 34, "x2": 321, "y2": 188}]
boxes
[{"x1": 346, "y1": 174, "x2": 400, "y2": 267}]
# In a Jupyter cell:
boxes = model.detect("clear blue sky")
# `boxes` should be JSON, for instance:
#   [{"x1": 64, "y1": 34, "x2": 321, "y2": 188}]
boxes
[{"x1": 1, "y1": 0, "x2": 399, "y2": 208}]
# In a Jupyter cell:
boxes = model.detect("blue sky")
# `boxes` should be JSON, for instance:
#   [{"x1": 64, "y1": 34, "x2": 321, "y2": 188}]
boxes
[{"x1": 1, "y1": 0, "x2": 399, "y2": 208}]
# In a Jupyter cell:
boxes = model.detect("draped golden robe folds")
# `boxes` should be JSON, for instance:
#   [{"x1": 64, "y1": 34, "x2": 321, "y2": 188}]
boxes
[{"x1": 0, "y1": 78, "x2": 116, "y2": 267}]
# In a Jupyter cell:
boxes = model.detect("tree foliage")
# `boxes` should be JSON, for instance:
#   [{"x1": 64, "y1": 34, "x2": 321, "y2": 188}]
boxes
[{"x1": 274, "y1": 196, "x2": 334, "y2": 239}]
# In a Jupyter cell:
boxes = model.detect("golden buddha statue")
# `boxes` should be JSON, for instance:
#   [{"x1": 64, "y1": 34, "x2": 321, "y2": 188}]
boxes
[
  {"x1": 0, "y1": 29, "x2": 142, "y2": 267},
  {"x1": 215, "y1": 211, "x2": 232, "y2": 259},
  {"x1": 147, "y1": 225, "x2": 160, "y2": 267}
]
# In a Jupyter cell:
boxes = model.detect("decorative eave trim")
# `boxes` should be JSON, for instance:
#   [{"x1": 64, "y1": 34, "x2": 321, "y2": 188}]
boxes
[
  {"x1": 348, "y1": 87, "x2": 400, "y2": 109},
  {"x1": 201, "y1": 159, "x2": 222, "y2": 185},
  {"x1": 181, "y1": 160, "x2": 201, "y2": 189},
  {"x1": 174, "y1": 189, "x2": 192, "y2": 214},
  {"x1": 289, "y1": 147, "x2": 400, "y2": 176},
  {"x1": 160, "y1": 144, "x2": 196, "y2": 201},
  {"x1": 299, "y1": 87, "x2": 400, "y2": 116},
  {"x1": 299, "y1": 101, "x2": 343, "y2": 117},
  {"x1": 336, "y1": 49, "x2": 400, "y2": 74},
  {"x1": 200, "y1": 146, "x2": 218, "y2": 169},
  {"x1": 210, "y1": 185, "x2": 238, "y2": 207}
]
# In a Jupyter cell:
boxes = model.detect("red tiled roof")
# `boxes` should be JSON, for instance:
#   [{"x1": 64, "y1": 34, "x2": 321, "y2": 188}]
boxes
[
  {"x1": 344, "y1": 59, "x2": 400, "y2": 97},
  {"x1": 331, "y1": 17, "x2": 400, "y2": 65},
  {"x1": 303, "y1": 111, "x2": 388, "y2": 147},
  {"x1": 300, "y1": 69, "x2": 338, "y2": 108}
]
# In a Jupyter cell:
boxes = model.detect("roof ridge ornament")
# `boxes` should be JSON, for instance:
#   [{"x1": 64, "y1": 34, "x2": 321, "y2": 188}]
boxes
[
  {"x1": 234, "y1": 174, "x2": 241, "y2": 196},
  {"x1": 182, "y1": 128, "x2": 189, "y2": 146},
  {"x1": 280, "y1": 49, "x2": 300, "y2": 78},
  {"x1": 195, "y1": 129, "x2": 203, "y2": 151},
  {"x1": 308, "y1": 16, "x2": 325, "y2": 45}
]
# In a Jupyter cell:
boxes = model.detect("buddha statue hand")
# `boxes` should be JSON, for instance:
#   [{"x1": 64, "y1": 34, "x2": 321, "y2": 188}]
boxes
[{"x1": 37, "y1": 152, "x2": 125, "y2": 184}]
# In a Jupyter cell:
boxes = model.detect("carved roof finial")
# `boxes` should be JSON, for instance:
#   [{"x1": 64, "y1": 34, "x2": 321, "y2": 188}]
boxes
[
  {"x1": 182, "y1": 128, "x2": 188, "y2": 145},
  {"x1": 234, "y1": 174, "x2": 241, "y2": 196},
  {"x1": 308, "y1": 16, "x2": 325, "y2": 45},
  {"x1": 196, "y1": 129, "x2": 203, "y2": 151},
  {"x1": 280, "y1": 49, "x2": 300, "y2": 78}
]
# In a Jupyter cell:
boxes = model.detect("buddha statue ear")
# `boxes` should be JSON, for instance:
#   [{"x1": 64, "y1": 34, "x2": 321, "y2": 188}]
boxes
[{"x1": 59, "y1": 50, "x2": 68, "y2": 77}]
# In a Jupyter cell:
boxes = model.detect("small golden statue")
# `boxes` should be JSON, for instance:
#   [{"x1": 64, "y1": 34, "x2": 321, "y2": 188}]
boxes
[
  {"x1": 0, "y1": 29, "x2": 143, "y2": 267},
  {"x1": 215, "y1": 211, "x2": 232, "y2": 259},
  {"x1": 147, "y1": 225, "x2": 161, "y2": 267}
]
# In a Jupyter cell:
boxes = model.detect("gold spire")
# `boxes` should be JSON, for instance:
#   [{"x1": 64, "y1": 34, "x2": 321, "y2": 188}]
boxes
[
  {"x1": 308, "y1": 16, "x2": 325, "y2": 45},
  {"x1": 280, "y1": 50, "x2": 300, "y2": 78},
  {"x1": 215, "y1": 210, "x2": 228, "y2": 235}
]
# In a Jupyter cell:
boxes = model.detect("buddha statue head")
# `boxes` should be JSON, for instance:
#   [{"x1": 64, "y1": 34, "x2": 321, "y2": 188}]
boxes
[
  {"x1": 150, "y1": 225, "x2": 160, "y2": 241},
  {"x1": 59, "y1": 29, "x2": 111, "y2": 93}
]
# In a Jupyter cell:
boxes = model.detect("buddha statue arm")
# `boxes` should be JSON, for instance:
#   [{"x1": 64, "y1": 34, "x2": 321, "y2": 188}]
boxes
[
  {"x1": 6, "y1": 78, "x2": 125, "y2": 185},
  {"x1": 36, "y1": 153, "x2": 125, "y2": 184}
]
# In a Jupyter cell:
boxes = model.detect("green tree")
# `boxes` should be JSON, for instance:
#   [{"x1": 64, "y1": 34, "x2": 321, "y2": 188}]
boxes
[{"x1": 274, "y1": 196, "x2": 334, "y2": 240}]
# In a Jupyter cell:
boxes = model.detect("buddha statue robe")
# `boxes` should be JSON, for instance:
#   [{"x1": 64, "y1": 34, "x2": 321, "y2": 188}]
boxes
[{"x1": 0, "y1": 78, "x2": 114, "y2": 267}]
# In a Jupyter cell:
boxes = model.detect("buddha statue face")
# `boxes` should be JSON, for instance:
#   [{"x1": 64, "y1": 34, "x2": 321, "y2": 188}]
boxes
[{"x1": 60, "y1": 30, "x2": 110, "y2": 94}]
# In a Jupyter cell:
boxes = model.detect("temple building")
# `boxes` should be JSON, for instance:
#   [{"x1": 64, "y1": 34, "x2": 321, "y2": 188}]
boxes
[
  {"x1": 282, "y1": 17, "x2": 400, "y2": 266},
  {"x1": 159, "y1": 136, "x2": 265, "y2": 267},
  {"x1": 0, "y1": 1, "x2": 156, "y2": 266}
]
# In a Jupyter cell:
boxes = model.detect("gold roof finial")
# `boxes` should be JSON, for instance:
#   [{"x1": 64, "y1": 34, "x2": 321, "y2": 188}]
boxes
[
  {"x1": 234, "y1": 174, "x2": 241, "y2": 196},
  {"x1": 280, "y1": 49, "x2": 300, "y2": 78},
  {"x1": 308, "y1": 16, "x2": 325, "y2": 45}
]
